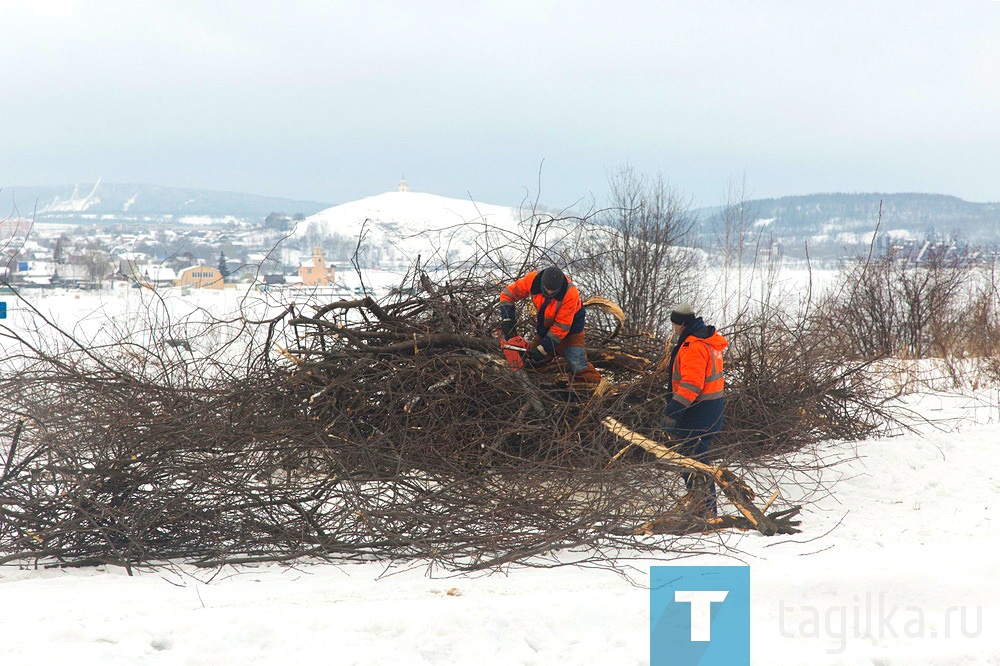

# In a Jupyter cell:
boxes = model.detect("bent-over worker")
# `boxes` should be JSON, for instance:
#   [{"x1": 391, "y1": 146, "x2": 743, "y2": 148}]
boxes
[{"x1": 499, "y1": 265, "x2": 602, "y2": 384}]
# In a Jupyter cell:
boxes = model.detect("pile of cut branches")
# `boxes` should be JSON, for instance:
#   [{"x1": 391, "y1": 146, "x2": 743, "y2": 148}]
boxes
[
  {"x1": 279, "y1": 275, "x2": 659, "y2": 474},
  {"x1": 0, "y1": 268, "x2": 893, "y2": 571}
]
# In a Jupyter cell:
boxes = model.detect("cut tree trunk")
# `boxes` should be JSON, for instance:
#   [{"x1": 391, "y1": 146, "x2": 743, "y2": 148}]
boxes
[{"x1": 602, "y1": 417, "x2": 781, "y2": 536}]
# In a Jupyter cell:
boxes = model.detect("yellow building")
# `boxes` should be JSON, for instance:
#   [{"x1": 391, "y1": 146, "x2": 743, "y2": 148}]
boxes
[
  {"x1": 176, "y1": 265, "x2": 224, "y2": 289},
  {"x1": 298, "y1": 248, "x2": 336, "y2": 286}
]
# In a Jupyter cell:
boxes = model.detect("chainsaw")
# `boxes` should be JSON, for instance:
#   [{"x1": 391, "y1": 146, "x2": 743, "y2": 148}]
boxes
[{"x1": 496, "y1": 329, "x2": 530, "y2": 369}]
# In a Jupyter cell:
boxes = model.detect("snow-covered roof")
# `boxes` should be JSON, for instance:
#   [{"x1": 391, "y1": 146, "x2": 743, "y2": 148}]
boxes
[
  {"x1": 144, "y1": 265, "x2": 178, "y2": 281},
  {"x1": 177, "y1": 265, "x2": 218, "y2": 276}
]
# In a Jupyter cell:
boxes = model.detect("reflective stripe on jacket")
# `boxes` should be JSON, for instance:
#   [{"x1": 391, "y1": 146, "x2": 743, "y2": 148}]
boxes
[{"x1": 499, "y1": 270, "x2": 585, "y2": 342}]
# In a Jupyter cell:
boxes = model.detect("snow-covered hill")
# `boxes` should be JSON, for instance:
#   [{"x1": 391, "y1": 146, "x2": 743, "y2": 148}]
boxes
[{"x1": 294, "y1": 190, "x2": 587, "y2": 268}]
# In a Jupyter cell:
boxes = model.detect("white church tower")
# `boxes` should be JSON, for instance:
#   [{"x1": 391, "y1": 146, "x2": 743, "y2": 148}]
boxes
[{"x1": 398, "y1": 176, "x2": 409, "y2": 192}]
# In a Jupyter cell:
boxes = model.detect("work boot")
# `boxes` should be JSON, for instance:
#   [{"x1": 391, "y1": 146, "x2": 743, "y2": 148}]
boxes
[{"x1": 680, "y1": 475, "x2": 718, "y2": 519}]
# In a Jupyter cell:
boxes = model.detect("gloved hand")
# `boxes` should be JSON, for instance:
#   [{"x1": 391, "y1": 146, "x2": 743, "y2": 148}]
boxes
[
  {"x1": 529, "y1": 344, "x2": 548, "y2": 363},
  {"x1": 500, "y1": 318, "x2": 516, "y2": 339},
  {"x1": 499, "y1": 304, "x2": 516, "y2": 339},
  {"x1": 659, "y1": 415, "x2": 677, "y2": 431}
]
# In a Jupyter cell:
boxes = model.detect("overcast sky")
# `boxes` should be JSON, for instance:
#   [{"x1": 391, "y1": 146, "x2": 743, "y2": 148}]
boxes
[{"x1": 2, "y1": 1, "x2": 999, "y2": 209}]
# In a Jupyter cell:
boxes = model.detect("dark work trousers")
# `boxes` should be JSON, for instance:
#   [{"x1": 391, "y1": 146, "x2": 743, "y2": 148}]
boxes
[
  {"x1": 677, "y1": 435, "x2": 718, "y2": 516},
  {"x1": 671, "y1": 397, "x2": 723, "y2": 516}
]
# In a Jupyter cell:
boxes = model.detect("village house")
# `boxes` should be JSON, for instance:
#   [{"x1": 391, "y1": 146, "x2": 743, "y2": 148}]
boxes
[
  {"x1": 0, "y1": 218, "x2": 33, "y2": 239},
  {"x1": 175, "y1": 265, "x2": 224, "y2": 289},
  {"x1": 141, "y1": 264, "x2": 179, "y2": 289},
  {"x1": 117, "y1": 252, "x2": 151, "y2": 282},
  {"x1": 297, "y1": 248, "x2": 336, "y2": 286}
]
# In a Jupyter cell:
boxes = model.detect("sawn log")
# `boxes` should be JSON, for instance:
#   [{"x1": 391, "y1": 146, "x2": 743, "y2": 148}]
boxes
[{"x1": 602, "y1": 417, "x2": 778, "y2": 536}]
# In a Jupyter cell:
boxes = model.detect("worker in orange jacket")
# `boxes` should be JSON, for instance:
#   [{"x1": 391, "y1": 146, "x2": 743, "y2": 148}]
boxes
[
  {"x1": 499, "y1": 265, "x2": 601, "y2": 384},
  {"x1": 660, "y1": 302, "x2": 727, "y2": 517}
]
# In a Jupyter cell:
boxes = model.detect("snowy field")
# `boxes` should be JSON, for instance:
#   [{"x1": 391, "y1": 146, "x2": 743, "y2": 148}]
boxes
[
  {"x1": 0, "y1": 269, "x2": 409, "y2": 353},
  {"x1": 0, "y1": 288, "x2": 998, "y2": 664}
]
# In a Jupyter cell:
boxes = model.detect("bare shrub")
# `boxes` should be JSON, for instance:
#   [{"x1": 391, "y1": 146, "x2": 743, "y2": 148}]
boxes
[
  {"x1": 721, "y1": 305, "x2": 899, "y2": 459},
  {"x1": 941, "y1": 257, "x2": 1000, "y2": 385},
  {"x1": 817, "y1": 243, "x2": 987, "y2": 363},
  {"x1": 571, "y1": 165, "x2": 700, "y2": 336}
]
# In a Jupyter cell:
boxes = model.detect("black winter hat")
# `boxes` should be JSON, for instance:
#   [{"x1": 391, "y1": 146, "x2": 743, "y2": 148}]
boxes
[
  {"x1": 540, "y1": 266, "x2": 565, "y2": 294},
  {"x1": 670, "y1": 302, "x2": 696, "y2": 326}
]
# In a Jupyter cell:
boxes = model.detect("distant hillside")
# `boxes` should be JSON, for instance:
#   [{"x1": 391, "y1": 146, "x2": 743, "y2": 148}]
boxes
[
  {"x1": 695, "y1": 193, "x2": 1000, "y2": 258},
  {"x1": 1, "y1": 180, "x2": 331, "y2": 223},
  {"x1": 9, "y1": 183, "x2": 998, "y2": 258}
]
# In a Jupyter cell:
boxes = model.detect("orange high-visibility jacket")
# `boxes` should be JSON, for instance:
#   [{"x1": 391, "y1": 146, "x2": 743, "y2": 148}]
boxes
[
  {"x1": 499, "y1": 270, "x2": 584, "y2": 343},
  {"x1": 670, "y1": 328, "x2": 727, "y2": 409}
]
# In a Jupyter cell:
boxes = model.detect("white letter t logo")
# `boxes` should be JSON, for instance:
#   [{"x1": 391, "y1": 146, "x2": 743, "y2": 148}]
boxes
[{"x1": 674, "y1": 590, "x2": 729, "y2": 641}]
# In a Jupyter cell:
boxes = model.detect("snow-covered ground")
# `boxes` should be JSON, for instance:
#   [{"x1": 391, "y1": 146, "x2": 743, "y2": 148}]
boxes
[
  {"x1": 0, "y1": 269, "x2": 409, "y2": 345},
  {"x1": 0, "y1": 291, "x2": 998, "y2": 665}
]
